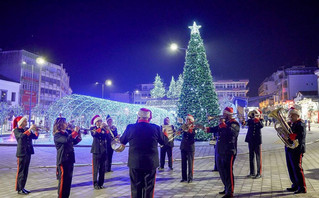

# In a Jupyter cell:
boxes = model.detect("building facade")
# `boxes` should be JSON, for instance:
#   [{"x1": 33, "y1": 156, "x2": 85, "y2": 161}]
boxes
[
  {"x1": 214, "y1": 79, "x2": 249, "y2": 100},
  {"x1": 0, "y1": 49, "x2": 72, "y2": 113},
  {"x1": 259, "y1": 65, "x2": 318, "y2": 109},
  {"x1": 132, "y1": 83, "x2": 154, "y2": 104},
  {"x1": 0, "y1": 76, "x2": 20, "y2": 106}
]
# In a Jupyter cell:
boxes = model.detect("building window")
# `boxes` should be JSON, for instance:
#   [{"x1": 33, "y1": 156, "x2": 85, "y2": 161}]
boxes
[
  {"x1": 11, "y1": 92, "x2": 16, "y2": 102},
  {"x1": 1, "y1": 90, "x2": 7, "y2": 102}
]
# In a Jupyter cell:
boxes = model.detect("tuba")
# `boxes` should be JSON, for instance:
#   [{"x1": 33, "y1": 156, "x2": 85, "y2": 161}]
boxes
[{"x1": 269, "y1": 108, "x2": 299, "y2": 149}]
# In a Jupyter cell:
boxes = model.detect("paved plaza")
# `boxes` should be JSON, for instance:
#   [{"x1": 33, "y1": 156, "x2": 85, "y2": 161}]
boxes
[{"x1": 1, "y1": 126, "x2": 319, "y2": 197}]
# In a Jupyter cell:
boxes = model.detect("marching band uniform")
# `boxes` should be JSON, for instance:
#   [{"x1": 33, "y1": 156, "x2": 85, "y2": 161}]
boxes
[
  {"x1": 180, "y1": 114, "x2": 196, "y2": 183},
  {"x1": 90, "y1": 115, "x2": 108, "y2": 189},
  {"x1": 206, "y1": 118, "x2": 223, "y2": 171},
  {"x1": 54, "y1": 118, "x2": 82, "y2": 198},
  {"x1": 159, "y1": 117, "x2": 175, "y2": 170},
  {"x1": 285, "y1": 107, "x2": 307, "y2": 194},
  {"x1": 106, "y1": 115, "x2": 118, "y2": 172},
  {"x1": 120, "y1": 108, "x2": 168, "y2": 198},
  {"x1": 244, "y1": 110, "x2": 263, "y2": 179},
  {"x1": 207, "y1": 107, "x2": 239, "y2": 198},
  {"x1": 13, "y1": 116, "x2": 39, "y2": 195}
]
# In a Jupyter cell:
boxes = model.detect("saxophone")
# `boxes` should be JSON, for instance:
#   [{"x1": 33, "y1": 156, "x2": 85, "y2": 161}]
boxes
[{"x1": 269, "y1": 108, "x2": 299, "y2": 149}]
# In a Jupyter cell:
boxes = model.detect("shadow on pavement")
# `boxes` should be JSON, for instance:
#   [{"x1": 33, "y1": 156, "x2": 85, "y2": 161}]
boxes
[
  {"x1": 304, "y1": 168, "x2": 319, "y2": 180},
  {"x1": 236, "y1": 190, "x2": 292, "y2": 197},
  {"x1": 30, "y1": 186, "x2": 57, "y2": 193}
]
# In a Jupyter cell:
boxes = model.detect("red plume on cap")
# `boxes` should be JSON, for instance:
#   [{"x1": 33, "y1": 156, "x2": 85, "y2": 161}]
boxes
[
  {"x1": 288, "y1": 107, "x2": 300, "y2": 116},
  {"x1": 186, "y1": 114, "x2": 195, "y2": 122},
  {"x1": 138, "y1": 108, "x2": 152, "y2": 120},
  {"x1": 223, "y1": 107, "x2": 234, "y2": 114},
  {"x1": 91, "y1": 115, "x2": 102, "y2": 125},
  {"x1": 13, "y1": 116, "x2": 22, "y2": 129}
]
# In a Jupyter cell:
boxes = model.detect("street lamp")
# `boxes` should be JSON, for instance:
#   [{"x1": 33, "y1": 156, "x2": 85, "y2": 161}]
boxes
[
  {"x1": 28, "y1": 57, "x2": 46, "y2": 127},
  {"x1": 169, "y1": 43, "x2": 186, "y2": 51},
  {"x1": 95, "y1": 79, "x2": 112, "y2": 99}
]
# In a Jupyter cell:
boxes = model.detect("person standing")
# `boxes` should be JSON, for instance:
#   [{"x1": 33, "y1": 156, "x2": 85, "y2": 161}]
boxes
[
  {"x1": 105, "y1": 115, "x2": 118, "y2": 172},
  {"x1": 13, "y1": 116, "x2": 39, "y2": 195},
  {"x1": 54, "y1": 117, "x2": 82, "y2": 198},
  {"x1": 244, "y1": 110, "x2": 263, "y2": 179},
  {"x1": 285, "y1": 107, "x2": 307, "y2": 194},
  {"x1": 120, "y1": 108, "x2": 168, "y2": 198},
  {"x1": 205, "y1": 117, "x2": 224, "y2": 172},
  {"x1": 179, "y1": 114, "x2": 196, "y2": 183},
  {"x1": 159, "y1": 117, "x2": 176, "y2": 171},
  {"x1": 90, "y1": 115, "x2": 108, "y2": 189},
  {"x1": 206, "y1": 107, "x2": 240, "y2": 198}
]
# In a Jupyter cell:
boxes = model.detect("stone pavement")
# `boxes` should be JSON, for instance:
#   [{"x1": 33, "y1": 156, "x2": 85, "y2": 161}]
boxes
[{"x1": 1, "y1": 128, "x2": 319, "y2": 197}]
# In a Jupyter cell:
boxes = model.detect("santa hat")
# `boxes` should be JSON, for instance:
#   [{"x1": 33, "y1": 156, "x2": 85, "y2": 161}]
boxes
[
  {"x1": 91, "y1": 115, "x2": 102, "y2": 125},
  {"x1": 256, "y1": 109, "x2": 262, "y2": 115},
  {"x1": 137, "y1": 108, "x2": 152, "y2": 120},
  {"x1": 223, "y1": 107, "x2": 234, "y2": 115},
  {"x1": 186, "y1": 114, "x2": 195, "y2": 122},
  {"x1": 288, "y1": 107, "x2": 300, "y2": 117},
  {"x1": 13, "y1": 116, "x2": 28, "y2": 129},
  {"x1": 106, "y1": 114, "x2": 112, "y2": 122}
]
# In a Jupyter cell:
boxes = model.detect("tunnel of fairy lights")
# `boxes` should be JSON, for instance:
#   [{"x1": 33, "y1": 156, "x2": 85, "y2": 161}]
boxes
[{"x1": 46, "y1": 94, "x2": 174, "y2": 133}]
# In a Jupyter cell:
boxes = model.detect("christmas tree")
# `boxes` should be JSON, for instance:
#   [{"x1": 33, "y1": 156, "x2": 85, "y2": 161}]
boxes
[
  {"x1": 167, "y1": 76, "x2": 176, "y2": 99},
  {"x1": 150, "y1": 74, "x2": 166, "y2": 98},
  {"x1": 175, "y1": 74, "x2": 184, "y2": 99},
  {"x1": 178, "y1": 22, "x2": 220, "y2": 141}
]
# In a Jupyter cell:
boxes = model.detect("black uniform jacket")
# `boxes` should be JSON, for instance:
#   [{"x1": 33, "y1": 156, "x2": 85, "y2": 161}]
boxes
[
  {"x1": 120, "y1": 121, "x2": 168, "y2": 170},
  {"x1": 180, "y1": 127, "x2": 196, "y2": 152},
  {"x1": 90, "y1": 126, "x2": 108, "y2": 154},
  {"x1": 14, "y1": 127, "x2": 38, "y2": 157},
  {"x1": 54, "y1": 130, "x2": 81, "y2": 166},
  {"x1": 210, "y1": 119, "x2": 240, "y2": 155},
  {"x1": 287, "y1": 119, "x2": 306, "y2": 153},
  {"x1": 244, "y1": 118, "x2": 263, "y2": 145}
]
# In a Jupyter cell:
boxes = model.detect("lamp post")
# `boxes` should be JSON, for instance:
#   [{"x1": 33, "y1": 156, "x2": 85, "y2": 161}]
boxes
[
  {"x1": 169, "y1": 43, "x2": 187, "y2": 51},
  {"x1": 95, "y1": 79, "x2": 112, "y2": 99},
  {"x1": 28, "y1": 57, "x2": 46, "y2": 127}
]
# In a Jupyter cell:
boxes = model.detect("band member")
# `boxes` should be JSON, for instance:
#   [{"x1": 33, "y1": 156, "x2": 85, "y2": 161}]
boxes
[
  {"x1": 120, "y1": 108, "x2": 168, "y2": 198},
  {"x1": 105, "y1": 115, "x2": 118, "y2": 172},
  {"x1": 244, "y1": 109, "x2": 263, "y2": 179},
  {"x1": 207, "y1": 117, "x2": 224, "y2": 172},
  {"x1": 285, "y1": 107, "x2": 307, "y2": 194},
  {"x1": 13, "y1": 116, "x2": 38, "y2": 195},
  {"x1": 54, "y1": 117, "x2": 82, "y2": 198},
  {"x1": 90, "y1": 115, "x2": 108, "y2": 189},
  {"x1": 179, "y1": 114, "x2": 196, "y2": 183},
  {"x1": 206, "y1": 107, "x2": 239, "y2": 198},
  {"x1": 159, "y1": 117, "x2": 176, "y2": 171}
]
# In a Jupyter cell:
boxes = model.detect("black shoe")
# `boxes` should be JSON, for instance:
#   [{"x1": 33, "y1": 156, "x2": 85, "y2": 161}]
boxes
[
  {"x1": 158, "y1": 167, "x2": 164, "y2": 171},
  {"x1": 169, "y1": 167, "x2": 173, "y2": 170},
  {"x1": 247, "y1": 174, "x2": 255, "y2": 178},
  {"x1": 254, "y1": 174, "x2": 261, "y2": 179},
  {"x1": 219, "y1": 190, "x2": 225, "y2": 194},
  {"x1": 17, "y1": 190, "x2": 28, "y2": 195},
  {"x1": 180, "y1": 179, "x2": 187, "y2": 182},
  {"x1": 222, "y1": 194, "x2": 233, "y2": 198},
  {"x1": 294, "y1": 189, "x2": 306, "y2": 194},
  {"x1": 99, "y1": 186, "x2": 104, "y2": 189},
  {"x1": 22, "y1": 189, "x2": 30, "y2": 193},
  {"x1": 286, "y1": 187, "x2": 298, "y2": 192},
  {"x1": 94, "y1": 185, "x2": 100, "y2": 190},
  {"x1": 188, "y1": 179, "x2": 193, "y2": 183}
]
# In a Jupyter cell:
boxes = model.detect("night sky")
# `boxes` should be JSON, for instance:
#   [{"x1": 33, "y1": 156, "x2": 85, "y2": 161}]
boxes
[{"x1": 1, "y1": 0, "x2": 319, "y2": 97}]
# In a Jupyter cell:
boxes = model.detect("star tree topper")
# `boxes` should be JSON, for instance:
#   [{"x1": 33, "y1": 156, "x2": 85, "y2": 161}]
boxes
[{"x1": 189, "y1": 21, "x2": 201, "y2": 34}]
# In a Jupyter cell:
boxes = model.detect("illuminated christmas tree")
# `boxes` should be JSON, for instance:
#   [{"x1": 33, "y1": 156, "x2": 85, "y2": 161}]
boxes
[
  {"x1": 167, "y1": 76, "x2": 176, "y2": 99},
  {"x1": 150, "y1": 74, "x2": 166, "y2": 98},
  {"x1": 178, "y1": 22, "x2": 220, "y2": 140}
]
